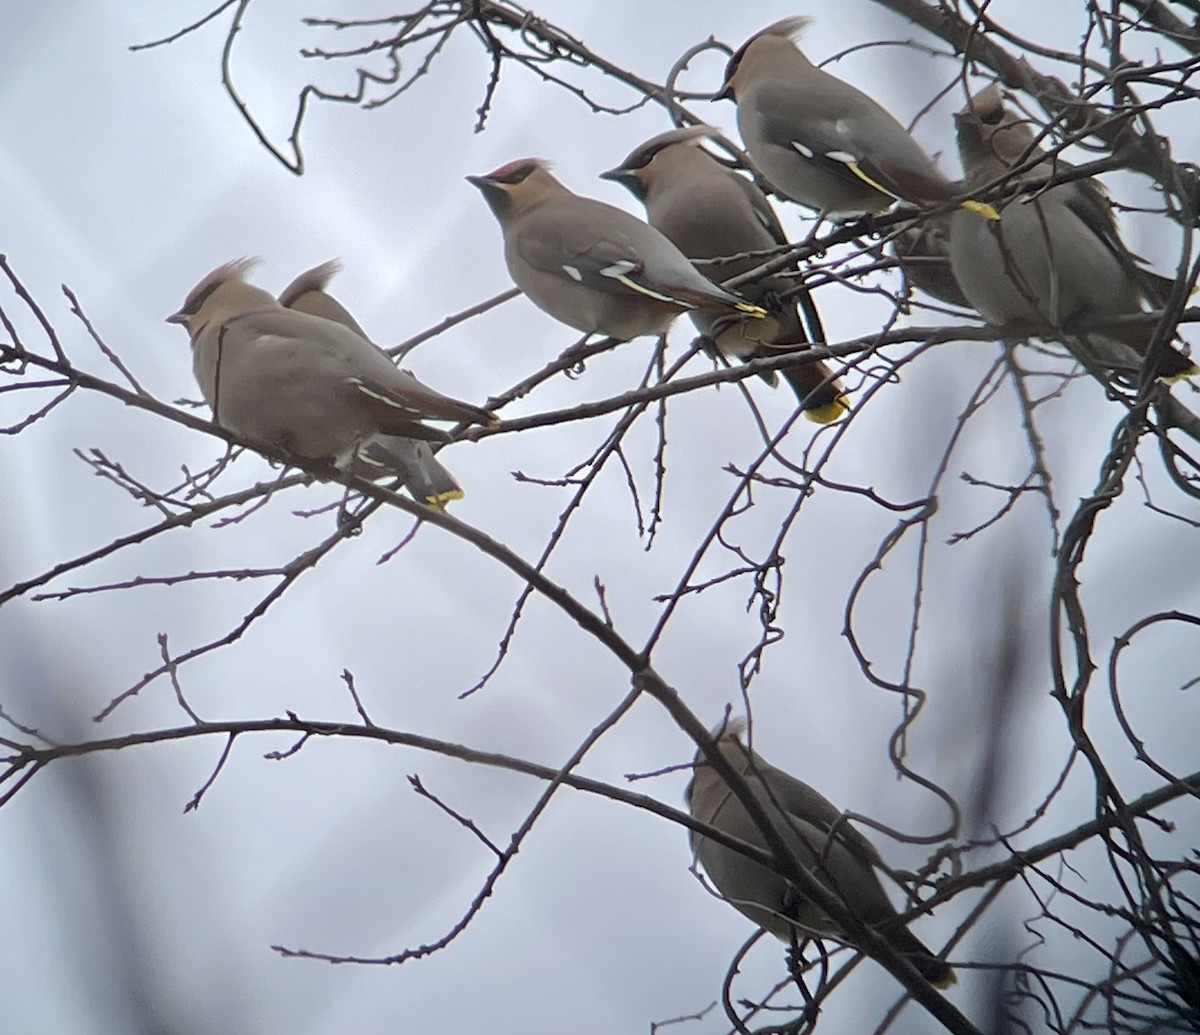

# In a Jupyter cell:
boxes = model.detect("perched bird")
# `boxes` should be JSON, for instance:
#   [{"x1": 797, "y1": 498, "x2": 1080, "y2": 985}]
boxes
[
  {"x1": 467, "y1": 158, "x2": 767, "y2": 341},
  {"x1": 948, "y1": 85, "x2": 1198, "y2": 381},
  {"x1": 601, "y1": 126, "x2": 848, "y2": 423},
  {"x1": 278, "y1": 261, "x2": 466, "y2": 506},
  {"x1": 716, "y1": 17, "x2": 995, "y2": 220},
  {"x1": 167, "y1": 259, "x2": 496, "y2": 476},
  {"x1": 890, "y1": 213, "x2": 973, "y2": 309},
  {"x1": 687, "y1": 719, "x2": 955, "y2": 988},
  {"x1": 278, "y1": 260, "x2": 373, "y2": 338}
]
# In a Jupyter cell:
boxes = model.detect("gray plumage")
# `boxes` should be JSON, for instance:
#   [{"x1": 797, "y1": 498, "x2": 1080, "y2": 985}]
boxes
[
  {"x1": 687, "y1": 719, "x2": 954, "y2": 987},
  {"x1": 468, "y1": 159, "x2": 766, "y2": 340},
  {"x1": 948, "y1": 85, "x2": 1197, "y2": 381},
  {"x1": 278, "y1": 261, "x2": 466, "y2": 505},
  {"x1": 891, "y1": 213, "x2": 973, "y2": 309},
  {"x1": 167, "y1": 259, "x2": 495, "y2": 474},
  {"x1": 602, "y1": 126, "x2": 847, "y2": 422},
  {"x1": 718, "y1": 17, "x2": 985, "y2": 219}
]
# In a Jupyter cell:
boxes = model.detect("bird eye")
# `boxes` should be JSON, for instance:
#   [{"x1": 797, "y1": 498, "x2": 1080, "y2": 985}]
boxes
[
  {"x1": 630, "y1": 148, "x2": 662, "y2": 170},
  {"x1": 184, "y1": 282, "x2": 220, "y2": 314},
  {"x1": 496, "y1": 162, "x2": 537, "y2": 185},
  {"x1": 981, "y1": 108, "x2": 1004, "y2": 125}
]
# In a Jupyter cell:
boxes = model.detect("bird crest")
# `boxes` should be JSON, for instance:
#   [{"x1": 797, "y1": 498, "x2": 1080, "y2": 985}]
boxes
[
  {"x1": 755, "y1": 15, "x2": 814, "y2": 42},
  {"x1": 617, "y1": 125, "x2": 718, "y2": 171},
  {"x1": 189, "y1": 257, "x2": 259, "y2": 298},
  {"x1": 278, "y1": 260, "x2": 343, "y2": 308},
  {"x1": 481, "y1": 158, "x2": 553, "y2": 184}
]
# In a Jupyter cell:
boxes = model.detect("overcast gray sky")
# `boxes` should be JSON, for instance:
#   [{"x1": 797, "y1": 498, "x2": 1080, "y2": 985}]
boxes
[{"x1": 1, "y1": 2, "x2": 1197, "y2": 1033}]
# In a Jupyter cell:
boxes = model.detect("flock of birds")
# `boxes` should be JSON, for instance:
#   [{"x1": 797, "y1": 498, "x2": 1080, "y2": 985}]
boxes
[{"x1": 163, "y1": 16, "x2": 1197, "y2": 988}]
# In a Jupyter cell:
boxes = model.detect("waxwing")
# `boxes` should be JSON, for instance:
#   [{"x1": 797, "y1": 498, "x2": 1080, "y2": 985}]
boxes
[
  {"x1": 278, "y1": 261, "x2": 466, "y2": 505},
  {"x1": 167, "y1": 260, "x2": 496, "y2": 473},
  {"x1": 717, "y1": 17, "x2": 994, "y2": 220},
  {"x1": 687, "y1": 718, "x2": 954, "y2": 988},
  {"x1": 948, "y1": 85, "x2": 1198, "y2": 381},
  {"x1": 467, "y1": 159, "x2": 767, "y2": 341},
  {"x1": 890, "y1": 213, "x2": 973, "y2": 309},
  {"x1": 278, "y1": 260, "x2": 371, "y2": 338},
  {"x1": 601, "y1": 126, "x2": 848, "y2": 423}
]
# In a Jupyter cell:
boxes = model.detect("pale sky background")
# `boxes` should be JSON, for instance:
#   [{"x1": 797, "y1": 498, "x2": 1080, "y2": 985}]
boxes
[{"x1": 1, "y1": 2, "x2": 1197, "y2": 1033}]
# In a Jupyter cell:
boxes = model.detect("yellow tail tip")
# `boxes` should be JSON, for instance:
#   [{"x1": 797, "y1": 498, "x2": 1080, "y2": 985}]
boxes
[
  {"x1": 931, "y1": 968, "x2": 957, "y2": 990},
  {"x1": 736, "y1": 300, "x2": 768, "y2": 318},
  {"x1": 961, "y1": 198, "x2": 1000, "y2": 221},
  {"x1": 802, "y1": 394, "x2": 850, "y2": 424},
  {"x1": 1158, "y1": 362, "x2": 1200, "y2": 384},
  {"x1": 423, "y1": 488, "x2": 465, "y2": 508}
]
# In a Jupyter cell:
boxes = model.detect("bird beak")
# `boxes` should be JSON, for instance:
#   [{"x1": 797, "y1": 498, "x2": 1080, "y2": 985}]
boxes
[
  {"x1": 467, "y1": 173, "x2": 511, "y2": 216},
  {"x1": 598, "y1": 167, "x2": 634, "y2": 185},
  {"x1": 599, "y1": 166, "x2": 646, "y2": 201},
  {"x1": 165, "y1": 310, "x2": 187, "y2": 325},
  {"x1": 713, "y1": 80, "x2": 734, "y2": 102}
]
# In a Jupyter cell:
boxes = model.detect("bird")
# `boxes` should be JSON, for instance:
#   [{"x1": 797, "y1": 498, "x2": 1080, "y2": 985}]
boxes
[
  {"x1": 278, "y1": 261, "x2": 467, "y2": 506},
  {"x1": 948, "y1": 85, "x2": 1198, "y2": 382},
  {"x1": 716, "y1": 17, "x2": 996, "y2": 221},
  {"x1": 686, "y1": 718, "x2": 955, "y2": 988},
  {"x1": 278, "y1": 260, "x2": 373, "y2": 338},
  {"x1": 601, "y1": 126, "x2": 848, "y2": 423},
  {"x1": 890, "y1": 213, "x2": 973, "y2": 309},
  {"x1": 467, "y1": 158, "x2": 768, "y2": 341},
  {"x1": 166, "y1": 259, "x2": 496, "y2": 478}
]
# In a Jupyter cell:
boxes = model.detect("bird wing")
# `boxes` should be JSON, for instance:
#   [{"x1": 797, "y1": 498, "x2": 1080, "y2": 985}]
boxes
[
  {"x1": 518, "y1": 205, "x2": 764, "y2": 315},
  {"x1": 752, "y1": 80, "x2": 950, "y2": 207},
  {"x1": 1056, "y1": 177, "x2": 1182, "y2": 305},
  {"x1": 527, "y1": 231, "x2": 669, "y2": 300},
  {"x1": 515, "y1": 207, "x2": 705, "y2": 309},
  {"x1": 722, "y1": 173, "x2": 849, "y2": 411},
  {"x1": 382, "y1": 366, "x2": 496, "y2": 426},
  {"x1": 730, "y1": 170, "x2": 791, "y2": 248},
  {"x1": 1058, "y1": 177, "x2": 1128, "y2": 262},
  {"x1": 228, "y1": 310, "x2": 493, "y2": 430},
  {"x1": 746, "y1": 752, "x2": 885, "y2": 870}
]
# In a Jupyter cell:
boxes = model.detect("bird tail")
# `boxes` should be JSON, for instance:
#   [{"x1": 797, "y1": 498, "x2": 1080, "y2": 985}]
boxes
[
  {"x1": 1094, "y1": 325, "x2": 1199, "y2": 382},
  {"x1": 780, "y1": 360, "x2": 849, "y2": 423},
  {"x1": 1150, "y1": 347, "x2": 1200, "y2": 383},
  {"x1": 1135, "y1": 267, "x2": 1199, "y2": 307},
  {"x1": 959, "y1": 198, "x2": 1000, "y2": 221},
  {"x1": 358, "y1": 437, "x2": 465, "y2": 507},
  {"x1": 759, "y1": 331, "x2": 849, "y2": 423},
  {"x1": 353, "y1": 376, "x2": 497, "y2": 433},
  {"x1": 671, "y1": 281, "x2": 768, "y2": 319},
  {"x1": 704, "y1": 315, "x2": 849, "y2": 420},
  {"x1": 884, "y1": 925, "x2": 956, "y2": 988}
]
